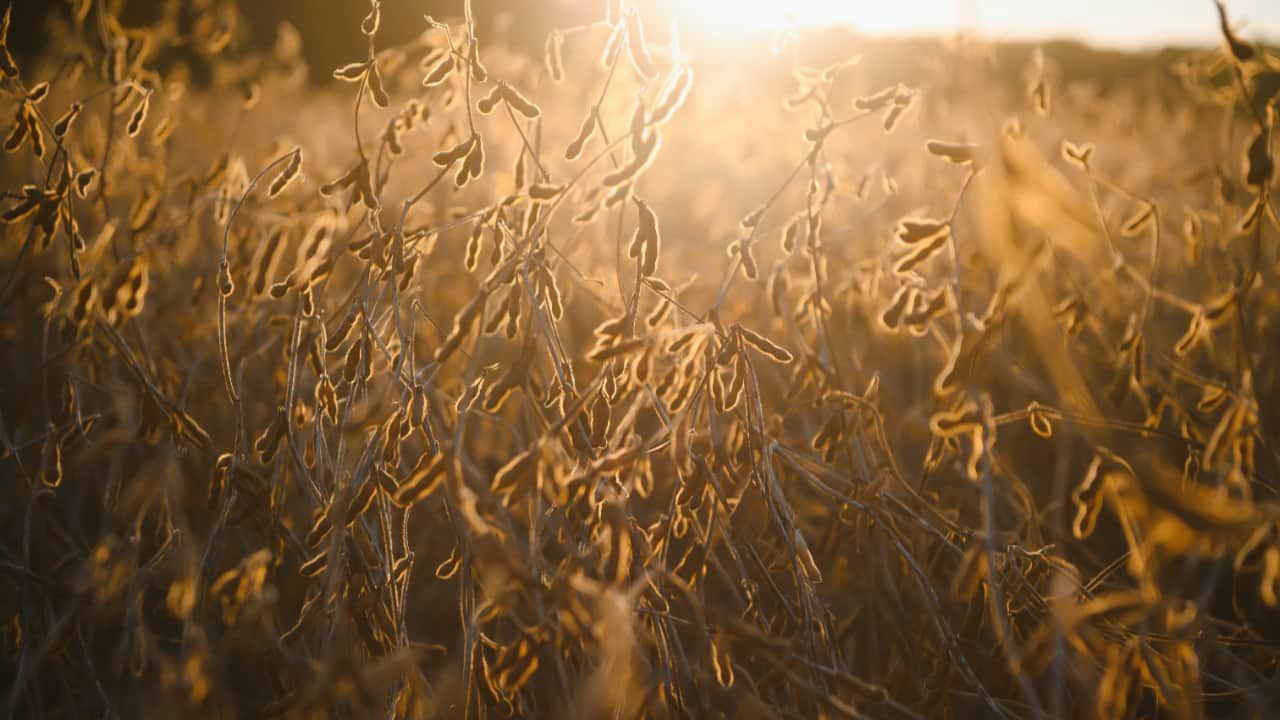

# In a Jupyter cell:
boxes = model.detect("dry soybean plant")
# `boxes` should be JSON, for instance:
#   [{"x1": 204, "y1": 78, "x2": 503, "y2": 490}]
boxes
[{"x1": 2, "y1": 0, "x2": 1280, "y2": 718}]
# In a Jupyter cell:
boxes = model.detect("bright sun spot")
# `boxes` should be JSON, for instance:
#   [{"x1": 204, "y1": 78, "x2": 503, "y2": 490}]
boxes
[{"x1": 670, "y1": 0, "x2": 958, "y2": 36}]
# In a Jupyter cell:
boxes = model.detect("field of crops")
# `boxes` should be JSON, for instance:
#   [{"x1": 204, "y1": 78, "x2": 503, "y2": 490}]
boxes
[{"x1": 2, "y1": 1, "x2": 1280, "y2": 717}]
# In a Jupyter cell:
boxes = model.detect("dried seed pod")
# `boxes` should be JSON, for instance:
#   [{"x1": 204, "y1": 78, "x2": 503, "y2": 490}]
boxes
[
  {"x1": 458, "y1": 376, "x2": 486, "y2": 415},
  {"x1": 126, "y1": 94, "x2": 150, "y2": 138},
  {"x1": 588, "y1": 336, "x2": 646, "y2": 363},
  {"x1": 601, "y1": 22, "x2": 624, "y2": 68},
  {"x1": 467, "y1": 38, "x2": 488, "y2": 82},
  {"x1": 854, "y1": 85, "x2": 898, "y2": 111},
  {"x1": 1245, "y1": 126, "x2": 1273, "y2": 188},
  {"x1": 253, "y1": 411, "x2": 287, "y2": 463},
  {"x1": 738, "y1": 243, "x2": 759, "y2": 281},
  {"x1": 311, "y1": 375, "x2": 337, "y2": 424},
  {"x1": 737, "y1": 324, "x2": 793, "y2": 363},
  {"x1": 602, "y1": 129, "x2": 661, "y2": 187},
  {"x1": 476, "y1": 83, "x2": 503, "y2": 114},
  {"x1": 69, "y1": 278, "x2": 96, "y2": 329},
  {"x1": 539, "y1": 272, "x2": 563, "y2": 321},
  {"x1": 249, "y1": 229, "x2": 285, "y2": 297},
  {"x1": 1174, "y1": 309, "x2": 1205, "y2": 357},
  {"x1": 423, "y1": 54, "x2": 455, "y2": 86},
  {"x1": 433, "y1": 135, "x2": 475, "y2": 168},
  {"x1": 25, "y1": 82, "x2": 49, "y2": 104},
  {"x1": 650, "y1": 67, "x2": 693, "y2": 126},
  {"x1": 1, "y1": 194, "x2": 40, "y2": 224},
  {"x1": 40, "y1": 430, "x2": 62, "y2": 487},
  {"x1": 73, "y1": 168, "x2": 97, "y2": 198},
  {"x1": 901, "y1": 287, "x2": 949, "y2": 326},
  {"x1": 503, "y1": 83, "x2": 541, "y2": 119},
  {"x1": 299, "y1": 549, "x2": 328, "y2": 577},
  {"x1": 492, "y1": 446, "x2": 539, "y2": 496},
  {"x1": 296, "y1": 216, "x2": 336, "y2": 275},
  {"x1": 0, "y1": 45, "x2": 15, "y2": 80},
  {"x1": 1215, "y1": 1, "x2": 1255, "y2": 62},
  {"x1": 393, "y1": 452, "x2": 449, "y2": 507},
  {"x1": 434, "y1": 291, "x2": 487, "y2": 364},
  {"x1": 115, "y1": 259, "x2": 149, "y2": 320},
  {"x1": 528, "y1": 183, "x2": 564, "y2": 202},
  {"x1": 319, "y1": 161, "x2": 360, "y2": 197},
  {"x1": 780, "y1": 214, "x2": 804, "y2": 253},
  {"x1": 342, "y1": 337, "x2": 364, "y2": 382},
  {"x1": 25, "y1": 106, "x2": 44, "y2": 158},
  {"x1": 740, "y1": 206, "x2": 766, "y2": 230},
  {"x1": 709, "y1": 634, "x2": 734, "y2": 688},
  {"x1": 665, "y1": 327, "x2": 702, "y2": 356},
  {"x1": 4, "y1": 106, "x2": 29, "y2": 153},
  {"x1": 882, "y1": 102, "x2": 909, "y2": 132},
  {"x1": 464, "y1": 222, "x2": 485, "y2": 273},
  {"x1": 804, "y1": 125, "x2": 835, "y2": 147},
  {"x1": 53, "y1": 102, "x2": 82, "y2": 139},
  {"x1": 895, "y1": 218, "x2": 951, "y2": 245},
  {"x1": 367, "y1": 62, "x2": 390, "y2": 107},
  {"x1": 630, "y1": 198, "x2": 660, "y2": 277},
  {"x1": 625, "y1": 11, "x2": 657, "y2": 80},
  {"x1": 334, "y1": 61, "x2": 369, "y2": 81},
  {"x1": 1238, "y1": 193, "x2": 1265, "y2": 233},
  {"x1": 926, "y1": 139, "x2": 978, "y2": 165},
  {"x1": 326, "y1": 307, "x2": 361, "y2": 353},
  {"x1": 360, "y1": 334, "x2": 374, "y2": 382},
  {"x1": 769, "y1": 265, "x2": 789, "y2": 316},
  {"x1": 269, "y1": 278, "x2": 293, "y2": 299},
  {"x1": 129, "y1": 186, "x2": 160, "y2": 232},
  {"x1": 723, "y1": 357, "x2": 746, "y2": 412},
  {"x1": 462, "y1": 135, "x2": 485, "y2": 184},
  {"x1": 880, "y1": 285, "x2": 915, "y2": 331},
  {"x1": 794, "y1": 528, "x2": 823, "y2": 583},
  {"x1": 595, "y1": 314, "x2": 630, "y2": 343},
  {"x1": 646, "y1": 295, "x2": 673, "y2": 329},
  {"x1": 573, "y1": 203, "x2": 601, "y2": 225},
  {"x1": 346, "y1": 475, "x2": 378, "y2": 525},
  {"x1": 482, "y1": 362, "x2": 524, "y2": 412},
  {"x1": 894, "y1": 232, "x2": 950, "y2": 274},
  {"x1": 268, "y1": 148, "x2": 302, "y2": 198},
  {"x1": 629, "y1": 98, "x2": 649, "y2": 153},
  {"x1": 1029, "y1": 79, "x2": 1050, "y2": 115},
  {"x1": 361, "y1": 2, "x2": 381, "y2": 36},
  {"x1": 544, "y1": 30, "x2": 564, "y2": 82}
]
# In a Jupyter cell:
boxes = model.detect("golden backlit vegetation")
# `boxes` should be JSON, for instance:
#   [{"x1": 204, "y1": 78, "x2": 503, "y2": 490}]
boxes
[{"x1": 2, "y1": 0, "x2": 1280, "y2": 717}]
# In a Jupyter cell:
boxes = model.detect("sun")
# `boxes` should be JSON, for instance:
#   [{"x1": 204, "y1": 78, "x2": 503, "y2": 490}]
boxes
[
  {"x1": 673, "y1": 0, "x2": 811, "y2": 34},
  {"x1": 668, "y1": 0, "x2": 958, "y2": 36}
]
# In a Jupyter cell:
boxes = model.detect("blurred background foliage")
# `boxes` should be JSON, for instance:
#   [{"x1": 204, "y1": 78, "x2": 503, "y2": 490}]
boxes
[{"x1": 8, "y1": 0, "x2": 1236, "y2": 94}]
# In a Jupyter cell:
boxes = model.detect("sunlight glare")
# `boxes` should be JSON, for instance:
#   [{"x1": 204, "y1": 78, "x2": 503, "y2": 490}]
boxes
[{"x1": 671, "y1": 0, "x2": 957, "y2": 36}]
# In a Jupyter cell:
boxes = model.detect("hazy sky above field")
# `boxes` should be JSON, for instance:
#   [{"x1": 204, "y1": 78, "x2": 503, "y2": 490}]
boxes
[{"x1": 673, "y1": 0, "x2": 1280, "y2": 48}]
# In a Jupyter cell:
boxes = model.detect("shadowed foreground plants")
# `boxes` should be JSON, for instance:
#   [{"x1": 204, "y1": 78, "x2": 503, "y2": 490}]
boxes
[{"x1": 2, "y1": 1, "x2": 1280, "y2": 718}]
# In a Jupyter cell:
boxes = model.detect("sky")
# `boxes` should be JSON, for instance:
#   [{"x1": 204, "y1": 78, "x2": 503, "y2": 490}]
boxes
[{"x1": 673, "y1": 0, "x2": 1280, "y2": 48}]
